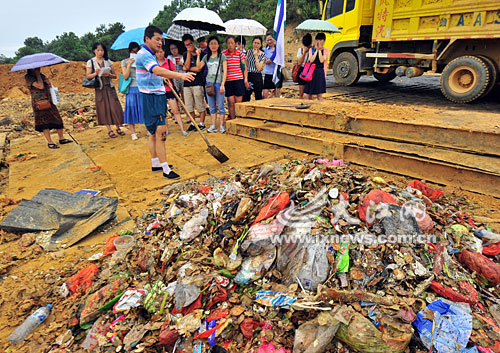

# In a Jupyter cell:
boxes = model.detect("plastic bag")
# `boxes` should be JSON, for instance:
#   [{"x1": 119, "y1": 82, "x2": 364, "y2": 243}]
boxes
[
  {"x1": 458, "y1": 250, "x2": 500, "y2": 286},
  {"x1": 293, "y1": 312, "x2": 340, "y2": 353},
  {"x1": 240, "y1": 217, "x2": 286, "y2": 257},
  {"x1": 256, "y1": 291, "x2": 297, "y2": 307},
  {"x1": 234, "y1": 247, "x2": 276, "y2": 285},
  {"x1": 174, "y1": 281, "x2": 201, "y2": 311},
  {"x1": 413, "y1": 299, "x2": 472, "y2": 353},
  {"x1": 407, "y1": 180, "x2": 443, "y2": 202},
  {"x1": 234, "y1": 197, "x2": 253, "y2": 221},
  {"x1": 336, "y1": 312, "x2": 413, "y2": 353},
  {"x1": 358, "y1": 190, "x2": 397, "y2": 223},
  {"x1": 65, "y1": 264, "x2": 99, "y2": 297},
  {"x1": 253, "y1": 192, "x2": 290, "y2": 225},
  {"x1": 113, "y1": 289, "x2": 147, "y2": 313},
  {"x1": 277, "y1": 235, "x2": 330, "y2": 291},
  {"x1": 179, "y1": 208, "x2": 209, "y2": 243}
]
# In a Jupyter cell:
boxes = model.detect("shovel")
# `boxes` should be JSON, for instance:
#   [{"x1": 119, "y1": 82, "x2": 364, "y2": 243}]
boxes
[
  {"x1": 165, "y1": 80, "x2": 229, "y2": 164},
  {"x1": 269, "y1": 102, "x2": 312, "y2": 109}
]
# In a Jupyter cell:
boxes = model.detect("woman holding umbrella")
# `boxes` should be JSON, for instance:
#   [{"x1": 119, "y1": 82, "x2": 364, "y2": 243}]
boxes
[
  {"x1": 25, "y1": 68, "x2": 72, "y2": 149},
  {"x1": 86, "y1": 42, "x2": 125, "y2": 138}
]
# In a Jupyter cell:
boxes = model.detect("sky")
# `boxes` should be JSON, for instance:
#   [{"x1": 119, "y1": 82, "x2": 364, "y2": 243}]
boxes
[{"x1": 1, "y1": 0, "x2": 169, "y2": 57}]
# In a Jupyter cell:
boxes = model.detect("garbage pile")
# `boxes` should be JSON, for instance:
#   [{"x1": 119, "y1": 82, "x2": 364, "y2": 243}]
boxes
[{"x1": 12, "y1": 158, "x2": 500, "y2": 352}]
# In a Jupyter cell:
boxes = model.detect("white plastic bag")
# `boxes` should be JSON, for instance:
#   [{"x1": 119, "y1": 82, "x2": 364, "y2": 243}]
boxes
[
  {"x1": 179, "y1": 208, "x2": 209, "y2": 243},
  {"x1": 50, "y1": 86, "x2": 60, "y2": 105}
]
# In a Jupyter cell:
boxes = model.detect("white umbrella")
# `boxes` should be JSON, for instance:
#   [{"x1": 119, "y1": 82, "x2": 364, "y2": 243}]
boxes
[
  {"x1": 166, "y1": 24, "x2": 209, "y2": 41},
  {"x1": 218, "y1": 19, "x2": 267, "y2": 36},
  {"x1": 296, "y1": 19, "x2": 340, "y2": 33},
  {"x1": 173, "y1": 8, "x2": 225, "y2": 32}
]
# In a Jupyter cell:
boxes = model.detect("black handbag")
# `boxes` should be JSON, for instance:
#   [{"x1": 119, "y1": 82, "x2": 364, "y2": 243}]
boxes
[
  {"x1": 83, "y1": 59, "x2": 100, "y2": 89},
  {"x1": 206, "y1": 55, "x2": 222, "y2": 97}
]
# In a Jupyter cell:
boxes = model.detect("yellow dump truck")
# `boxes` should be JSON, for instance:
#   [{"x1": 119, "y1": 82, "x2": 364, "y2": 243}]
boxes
[{"x1": 320, "y1": 0, "x2": 500, "y2": 102}]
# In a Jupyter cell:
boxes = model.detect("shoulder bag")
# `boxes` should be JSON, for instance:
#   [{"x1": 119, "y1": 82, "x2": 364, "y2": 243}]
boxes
[
  {"x1": 118, "y1": 61, "x2": 132, "y2": 95},
  {"x1": 83, "y1": 59, "x2": 100, "y2": 89},
  {"x1": 299, "y1": 49, "x2": 316, "y2": 82},
  {"x1": 206, "y1": 55, "x2": 222, "y2": 97}
]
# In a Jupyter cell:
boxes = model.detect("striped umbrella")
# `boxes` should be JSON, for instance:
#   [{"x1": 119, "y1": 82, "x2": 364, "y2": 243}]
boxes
[{"x1": 166, "y1": 24, "x2": 209, "y2": 41}]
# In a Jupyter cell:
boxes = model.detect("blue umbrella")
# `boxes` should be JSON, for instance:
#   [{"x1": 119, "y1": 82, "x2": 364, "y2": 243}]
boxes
[
  {"x1": 111, "y1": 27, "x2": 146, "y2": 50},
  {"x1": 111, "y1": 27, "x2": 173, "y2": 50},
  {"x1": 10, "y1": 53, "x2": 69, "y2": 72}
]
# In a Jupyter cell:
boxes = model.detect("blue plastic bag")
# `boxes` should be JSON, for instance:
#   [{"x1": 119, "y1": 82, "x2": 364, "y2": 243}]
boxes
[{"x1": 413, "y1": 299, "x2": 473, "y2": 353}]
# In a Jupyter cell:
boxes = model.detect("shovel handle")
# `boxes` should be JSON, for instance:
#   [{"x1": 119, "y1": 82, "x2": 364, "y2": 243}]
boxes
[{"x1": 165, "y1": 79, "x2": 212, "y2": 147}]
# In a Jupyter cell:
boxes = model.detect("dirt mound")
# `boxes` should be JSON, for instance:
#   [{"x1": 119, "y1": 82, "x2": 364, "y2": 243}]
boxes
[
  {"x1": 5, "y1": 87, "x2": 29, "y2": 99},
  {"x1": 0, "y1": 62, "x2": 121, "y2": 99}
]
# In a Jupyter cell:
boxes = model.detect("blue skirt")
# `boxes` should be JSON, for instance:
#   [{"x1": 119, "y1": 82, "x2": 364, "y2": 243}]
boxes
[{"x1": 124, "y1": 86, "x2": 143, "y2": 124}]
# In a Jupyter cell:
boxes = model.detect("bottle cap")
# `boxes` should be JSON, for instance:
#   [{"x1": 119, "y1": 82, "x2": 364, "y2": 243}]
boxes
[{"x1": 46, "y1": 304, "x2": 53, "y2": 310}]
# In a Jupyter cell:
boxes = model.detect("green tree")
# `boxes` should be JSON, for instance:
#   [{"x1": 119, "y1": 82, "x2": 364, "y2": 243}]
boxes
[
  {"x1": 46, "y1": 32, "x2": 89, "y2": 61},
  {"x1": 0, "y1": 54, "x2": 14, "y2": 64}
]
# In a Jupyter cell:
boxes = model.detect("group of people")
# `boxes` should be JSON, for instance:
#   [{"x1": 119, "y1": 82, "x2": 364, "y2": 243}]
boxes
[{"x1": 25, "y1": 24, "x2": 330, "y2": 179}]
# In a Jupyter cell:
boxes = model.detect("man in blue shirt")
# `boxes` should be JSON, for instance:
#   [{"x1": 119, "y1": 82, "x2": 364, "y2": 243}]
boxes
[{"x1": 136, "y1": 26, "x2": 195, "y2": 179}]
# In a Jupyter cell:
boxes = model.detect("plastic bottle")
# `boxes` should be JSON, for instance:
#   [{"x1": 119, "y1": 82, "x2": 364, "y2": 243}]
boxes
[
  {"x1": 9, "y1": 304, "x2": 52, "y2": 344},
  {"x1": 179, "y1": 208, "x2": 209, "y2": 243}
]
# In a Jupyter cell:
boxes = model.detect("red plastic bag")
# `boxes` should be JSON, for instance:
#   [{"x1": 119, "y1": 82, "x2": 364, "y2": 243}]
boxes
[
  {"x1": 458, "y1": 250, "x2": 500, "y2": 286},
  {"x1": 430, "y1": 281, "x2": 480, "y2": 306},
  {"x1": 159, "y1": 329, "x2": 179, "y2": 345},
  {"x1": 407, "y1": 180, "x2": 443, "y2": 202},
  {"x1": 240, "y1": 318, "x2": 262, "y2": 339},
  {"x1": 103, "y1": 235, "x2": 119, "y2": 256},
  {"x1": 358, "y1": 190, "x2": 397, "y2": 222},
  {"x1": 483, "y1": 242, "x2": 500, "y2": 256},
  {"x1": 207, "y1": 308, "x2": 229, "y2": 322},
  {"x1": 253, "y1": 193, "x2": 289, "y2": 225},
  {"x1": 65, "y1": 264, "x2": 99, "y2": 297}
]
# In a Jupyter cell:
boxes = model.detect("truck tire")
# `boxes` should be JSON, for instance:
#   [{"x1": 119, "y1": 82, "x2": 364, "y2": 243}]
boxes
[
  {"x1": 374, "y1": 71, "x2": 396, "y2": 83},
  {"x1": 440, "y1": 56, "x2": 490, "y2": 103},
  {"x1": 332, "y1": 52, "x2": 360, "y2": 86},
  {"x1": 477, "y1": 55, "x2": 498, "y2": 98}
]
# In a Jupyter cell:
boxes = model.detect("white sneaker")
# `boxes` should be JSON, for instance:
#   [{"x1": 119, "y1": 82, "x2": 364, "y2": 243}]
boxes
[
  {"x1": 219, "y1": 126, "x2": 226, "y2": 134},
  {"x1": 207, "y1": 125, "x2": 217, "y2": 133},
  {"x1": 181, "y1": 131, "x2": 188, "y2": 136},
  {"x1": 131, "y1": 133, "x2": 138, "y2": 140}
]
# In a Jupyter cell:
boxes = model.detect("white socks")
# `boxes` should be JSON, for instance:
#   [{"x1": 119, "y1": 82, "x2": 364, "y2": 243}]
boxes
[
  {"x1": 161, "y1": 162, "x2": 171, "y2": 174},
  {"x1": 152, "y1": 158, "x2": 160, "y2": 168}
]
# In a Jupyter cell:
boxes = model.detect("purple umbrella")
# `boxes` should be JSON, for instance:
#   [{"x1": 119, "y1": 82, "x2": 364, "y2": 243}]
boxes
[{"x1": 10, "y1": 52, "x2": 69, "y2": 72}]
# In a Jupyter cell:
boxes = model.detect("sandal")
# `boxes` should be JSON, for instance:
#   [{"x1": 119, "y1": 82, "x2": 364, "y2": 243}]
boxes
[
  {"x1": 59, "y1": 138, "x2": 73, "y2": 144},
  {"x1": 48, "y1": 143, "x2": 60, "y2": 149},
  {"x1": 108, "y1": 131, "x2": 118, "y2": 138},
  {"x1": 116, "y1": 129, "x2": 126, "y2": 136}
]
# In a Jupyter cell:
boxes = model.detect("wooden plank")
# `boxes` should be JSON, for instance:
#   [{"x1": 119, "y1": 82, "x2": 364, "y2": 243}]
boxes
[
  {"x1": 235, "y1": 99, "x2": 500, "y2": 156},
  {"x1": 227, "y1": 119, "x2": 500, "y2": 198}
]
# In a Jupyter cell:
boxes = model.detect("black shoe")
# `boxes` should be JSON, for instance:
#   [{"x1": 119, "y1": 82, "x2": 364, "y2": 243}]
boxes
[
  {"x1": 59, "y1": 139, "x2": 73, "y2": 144},
  {"x1": 163, "y1": 170, "x2": 180, "y2": 179},
  {"x1": 198, "y1": 124, "x2": 206, "y2": 131},
  {"x1": 187, "y1": 124, "x2": 197, "y2": 132},
  {"x1": 152, "y1": 165, "x2": 173, "y2": 172}
]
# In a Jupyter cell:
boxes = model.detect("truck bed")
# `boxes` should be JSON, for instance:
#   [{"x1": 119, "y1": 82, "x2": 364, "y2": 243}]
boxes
[{"x1": 372, "y1": 0, "x2": 500, "y2": 41}]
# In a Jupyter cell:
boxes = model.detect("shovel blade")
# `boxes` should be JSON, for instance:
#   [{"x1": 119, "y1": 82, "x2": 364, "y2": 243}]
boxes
[{"x1": 208, "y1": 145, "x2": 229, "y2": 163}]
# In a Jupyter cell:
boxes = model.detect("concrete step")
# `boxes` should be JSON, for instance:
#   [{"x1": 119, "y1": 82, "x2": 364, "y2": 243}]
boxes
[{"x1": 226, "y1": 117, "x2": 500, "y2": 197}]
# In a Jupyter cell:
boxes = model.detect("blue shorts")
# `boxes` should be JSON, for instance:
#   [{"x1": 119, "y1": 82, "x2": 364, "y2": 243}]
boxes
[{"x1": 140, "y1": 92, "x2": 167, "y2": 135}]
